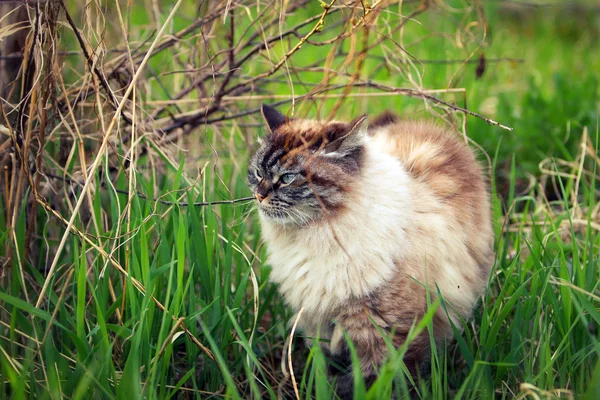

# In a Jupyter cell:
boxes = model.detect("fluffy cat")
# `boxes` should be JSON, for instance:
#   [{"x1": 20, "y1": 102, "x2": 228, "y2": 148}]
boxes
[{"x1": 247, "y1": 104, "x2": 494, "y2": 398}]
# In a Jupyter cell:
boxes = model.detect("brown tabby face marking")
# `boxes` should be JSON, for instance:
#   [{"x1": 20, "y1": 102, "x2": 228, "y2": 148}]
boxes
[{"x1": 247, "y1": 105, "x2": 367, "y2": 225}]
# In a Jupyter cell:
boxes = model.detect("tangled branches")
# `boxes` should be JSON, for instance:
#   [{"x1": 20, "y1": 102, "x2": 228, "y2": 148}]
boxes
[{"x1": 0, "y1": 0, "x2": 512, "y2": 299}]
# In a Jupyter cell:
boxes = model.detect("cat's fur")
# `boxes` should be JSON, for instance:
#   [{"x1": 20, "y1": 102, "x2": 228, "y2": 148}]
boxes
[{"x1": 247, "y1": 105, "x2": 494, "y2": 398}]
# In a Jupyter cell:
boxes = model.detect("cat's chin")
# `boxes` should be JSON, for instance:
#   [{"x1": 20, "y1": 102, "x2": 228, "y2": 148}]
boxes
[
  {"x1": 259, "y1": 208, "x2": 293, "y2": 224},
  {"x1": 258, "y1": 207, "x2": 311, "y2": 226}
]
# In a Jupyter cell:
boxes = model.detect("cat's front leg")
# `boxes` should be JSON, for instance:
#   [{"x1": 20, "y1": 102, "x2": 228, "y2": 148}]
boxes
[
  {"x1": 329, "y1": 308, "x2": 433, "y2": 399},
  {"x1": 328, "y1": 318, "x2": 386, "y2": 399}
]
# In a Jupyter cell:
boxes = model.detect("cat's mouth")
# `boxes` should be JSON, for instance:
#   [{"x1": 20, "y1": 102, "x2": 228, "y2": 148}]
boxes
[
  {"x1": 258, "y1": 206, "x2": 314, "y2": 227},
  {"x1": 258, "y1": 205, "x2": 309, "y2": 226},
  {"x1": 258, "y1": 206, "x2": 287, "y2": 220}
]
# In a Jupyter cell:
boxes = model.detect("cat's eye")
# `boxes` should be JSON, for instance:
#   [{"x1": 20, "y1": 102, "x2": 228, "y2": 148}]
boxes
[
  {"x1": 254, "y1": 169, "x2": 263, "y2": 180},
  {"x1": 280, "y1": 173, "x2": 297, "y2": 185}
]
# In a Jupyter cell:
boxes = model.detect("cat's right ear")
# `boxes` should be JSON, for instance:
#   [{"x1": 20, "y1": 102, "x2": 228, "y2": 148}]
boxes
[
  {"x1": 261, "y1": 104, "x2": 287, "y2": 133},
  {"x1": 324, "y1": 115, "x2": 368, "y2": 156}
]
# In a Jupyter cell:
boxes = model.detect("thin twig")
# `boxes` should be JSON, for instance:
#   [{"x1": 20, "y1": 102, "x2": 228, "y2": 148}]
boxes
[
  {"x1": 157, "y1": 81, "x2": 513, "y2": 134},
  {"x1": 42, "y1": 172, "x2": 254, "y2": 206}
]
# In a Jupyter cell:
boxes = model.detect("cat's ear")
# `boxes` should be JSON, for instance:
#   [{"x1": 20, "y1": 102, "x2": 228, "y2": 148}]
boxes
[
  {"x1": 261, "y1": 104, "x2": 287, "y2": 133},
  {"x1": 325, "y1": 115, "x2": 368, "y2": 156}
]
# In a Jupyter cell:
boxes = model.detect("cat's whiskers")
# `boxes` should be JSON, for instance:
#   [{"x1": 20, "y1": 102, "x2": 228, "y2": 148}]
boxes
[
  {"x1": 285, "y1": 208, "x2": 298, "y2": 225},
  {"x1": 231, "y1": 202, "x2": 258, "y2": 227},
  {"x1": 289, "y1": 208, "x2": 312, "y2": 226}
]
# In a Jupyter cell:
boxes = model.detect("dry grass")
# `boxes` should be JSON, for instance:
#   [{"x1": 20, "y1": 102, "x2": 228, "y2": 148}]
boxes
[{"x1": 0, "y1": 0, "x2": 500, "y2": 311}]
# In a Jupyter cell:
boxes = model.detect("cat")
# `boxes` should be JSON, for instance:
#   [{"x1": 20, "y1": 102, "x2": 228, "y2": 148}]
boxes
[{"x1": 247, "y1": 104, "x2": 494, "y2": 398}]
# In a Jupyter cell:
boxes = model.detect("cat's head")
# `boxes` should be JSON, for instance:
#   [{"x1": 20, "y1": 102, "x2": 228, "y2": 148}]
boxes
[{"x1": 247, "y1": 104, "x2": 368, "y2": 226}]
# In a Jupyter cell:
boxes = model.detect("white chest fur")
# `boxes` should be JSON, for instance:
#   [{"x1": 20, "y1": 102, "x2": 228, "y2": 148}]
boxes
[{"x1": 260, "y1": 141, "x2": 414, "y2": 318}]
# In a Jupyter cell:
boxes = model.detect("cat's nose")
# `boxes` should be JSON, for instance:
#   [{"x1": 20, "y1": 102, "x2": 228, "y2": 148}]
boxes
[{"x1": 255, "y1": 183, "x2": 270, "y2": 202}]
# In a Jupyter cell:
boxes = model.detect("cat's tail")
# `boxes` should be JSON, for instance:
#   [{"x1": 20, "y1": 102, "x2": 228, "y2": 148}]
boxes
[{"x1": 369, "y1": 110, "x2": 400, "y2": 131}]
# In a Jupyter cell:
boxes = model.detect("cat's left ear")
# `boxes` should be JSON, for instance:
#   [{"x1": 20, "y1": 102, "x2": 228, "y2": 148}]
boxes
[
  {"x1": 325, "y1": 115, "x2": 368, "y2": 156},
  {"x1": 261, "y1": 104, "x2": 287, "y2": 133}
]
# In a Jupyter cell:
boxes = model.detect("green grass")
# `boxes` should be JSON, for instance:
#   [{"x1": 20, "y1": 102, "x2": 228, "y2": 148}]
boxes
[{"x1": 1, "y1": 1, "x2": 600, "y2": 399}]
